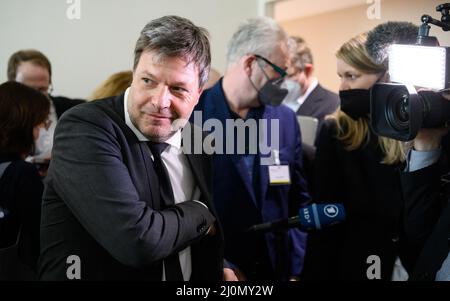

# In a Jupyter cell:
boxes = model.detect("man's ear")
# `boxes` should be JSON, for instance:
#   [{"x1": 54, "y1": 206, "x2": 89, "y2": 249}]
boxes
[
  {"x1": 303, "y1": 63, "x2": 314, "y2": 77},
  {"x1": 243, "y1": 55, "x2": 256, "y2": 77}
]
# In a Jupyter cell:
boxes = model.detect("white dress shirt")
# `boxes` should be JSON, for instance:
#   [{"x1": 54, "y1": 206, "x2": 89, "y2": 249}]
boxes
[
  {"x1": 124, "y1": 87, "x2": 199, "y2": 281},
  {"x1": 283, "y1": 79, "x2": 318, "y2": 113}
]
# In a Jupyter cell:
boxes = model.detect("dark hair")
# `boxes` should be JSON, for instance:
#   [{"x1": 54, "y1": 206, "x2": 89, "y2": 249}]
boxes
[
  {"x1": 365, "y1": 21, "x2": 419, "y2": 68},
  {"x1": 0, "y1": 81, "x2": 50, "y2": 155},
  {"x1": 289, "y1": 36, "x2": 313, "y2": 71},
  {"x1": 133, "y1": 15, "x2": 211, "y2": 88},
  {"x1": 7, "y1": 49, "x2": 52, "y2": 83}
]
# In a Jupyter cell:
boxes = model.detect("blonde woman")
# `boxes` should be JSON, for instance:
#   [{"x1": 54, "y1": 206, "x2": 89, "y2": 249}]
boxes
[
  {"x1": 301, "y1": 33, "x2": 409, "y2": 281},
  {"x1": 90, "y1": 70, "x2": 132, "y2": 100}
]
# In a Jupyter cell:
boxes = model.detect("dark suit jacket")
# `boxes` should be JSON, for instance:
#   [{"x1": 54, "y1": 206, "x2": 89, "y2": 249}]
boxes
[
  {"x1": 400, "y1": 142, "x2": 450, "y2": 281},
  {"x1": 50, "y1": 96, "x2": 85, "y2": 119},
  {"x1": 191, "y1": 79, "x2": 310, "y2": 280},
  {"x1": 39, "y1": 94, "x2": 224, "y2": 281},
  {"x1": 296, "y1": 84, "x2": 339, "y2": 138},
  {"x1": 302, "y1": 120, "x2": 407, "y2": 281}
]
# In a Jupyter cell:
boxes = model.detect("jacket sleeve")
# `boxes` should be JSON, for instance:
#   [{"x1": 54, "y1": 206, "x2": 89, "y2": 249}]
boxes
[{"x1": 48, "y1": 104, "x2": 215, "y2": 269}]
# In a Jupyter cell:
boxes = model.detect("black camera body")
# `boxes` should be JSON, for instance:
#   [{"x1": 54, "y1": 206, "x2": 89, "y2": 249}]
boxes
[
  {"x1": 369, "y1": 3, "x2": 450, "y2": 141},
  {"x1": 370, "y1": 83, "x2": 450, "y2": 141}
]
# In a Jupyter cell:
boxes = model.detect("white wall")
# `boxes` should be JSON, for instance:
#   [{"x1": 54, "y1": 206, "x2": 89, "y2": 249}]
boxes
[{"x1": 0, "y1": 0, "x2": 259, "y2": 98}]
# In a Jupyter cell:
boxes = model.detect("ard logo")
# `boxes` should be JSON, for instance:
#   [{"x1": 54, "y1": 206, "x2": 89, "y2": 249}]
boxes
[{"x1": 323, "y1": 205, "x2": 339, "y2": 218}]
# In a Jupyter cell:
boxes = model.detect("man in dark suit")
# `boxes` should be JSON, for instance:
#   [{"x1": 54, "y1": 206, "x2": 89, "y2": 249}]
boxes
[
  {"x1": 398, "y1": 100, "x2": 450, "y2": 280},
  {"x1": 401, "y1": 129, "x2": 450, "y2": 280},
  {"x1": 192, "y1": 17, "x2": 310, "y2": 280},
  {"x1": 284, "y1": 36, "x2": 339, "y2": 136},
  {"x1": 7, "y1": 49, "x2": 85, "y2": 170},
  {"x1": 39, "y1": 16, "x2": 230, "y2": 281}
]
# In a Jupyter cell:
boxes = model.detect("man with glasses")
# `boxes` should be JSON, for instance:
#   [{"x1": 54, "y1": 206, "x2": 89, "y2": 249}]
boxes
[
  {"x1": 192, "y1": 17, "x2": 310, "y2": 280},
  {"x1": 7, "y1": 49, "x2": 84, "y2": 167}
]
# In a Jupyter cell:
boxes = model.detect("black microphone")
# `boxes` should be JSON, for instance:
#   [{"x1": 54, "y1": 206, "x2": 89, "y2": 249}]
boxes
[{"x1": 247, "y1": 203, "x2": 345, "y2": 233}]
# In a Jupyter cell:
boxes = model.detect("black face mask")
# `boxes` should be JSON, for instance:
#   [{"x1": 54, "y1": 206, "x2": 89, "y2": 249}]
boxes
[
  {"x1": 339, "y1": 89, "x2": 371, "y2": 120},
  {"x1": 258, "y1": 78, "x2": 288, "y2": 106}
]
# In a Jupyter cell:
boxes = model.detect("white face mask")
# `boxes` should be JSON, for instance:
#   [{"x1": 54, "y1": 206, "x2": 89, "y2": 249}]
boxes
[{"x1": 281, "y1": 79, "x2": 302, "y2": 110}]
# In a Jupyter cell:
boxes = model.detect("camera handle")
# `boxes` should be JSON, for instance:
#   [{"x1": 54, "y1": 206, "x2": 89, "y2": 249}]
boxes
[
  {"x1": 420, "y1": 3, "x2": 450, "y2": 33},
  {"x1": 417, "y1": 3, "x2": 450, "y2": 45}
]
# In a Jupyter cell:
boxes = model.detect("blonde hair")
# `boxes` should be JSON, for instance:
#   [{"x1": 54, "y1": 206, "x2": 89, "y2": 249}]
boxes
[
  {"x1": 333, "y1": 33, "x2": 405, "y2": 165},
  {"x1": 90, "y1": 71, "x2": 133, "y2": 100}
]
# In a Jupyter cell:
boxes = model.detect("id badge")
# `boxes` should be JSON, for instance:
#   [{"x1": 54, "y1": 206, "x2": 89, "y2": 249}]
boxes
[{"x1": 269, "y1": 165, "x2": 291, "y2": 185}]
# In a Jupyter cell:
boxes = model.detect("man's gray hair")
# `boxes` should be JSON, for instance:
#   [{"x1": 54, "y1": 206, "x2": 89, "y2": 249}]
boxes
[
  {"x1": 366, "y1": 21, "x2": 419, "y2": 68},
  {"x1": 134, "y1": 15, "x2": 211, "y2": 88},
  {"x1": 226, "y1": 17, "x2": 288, "y2": 66}
]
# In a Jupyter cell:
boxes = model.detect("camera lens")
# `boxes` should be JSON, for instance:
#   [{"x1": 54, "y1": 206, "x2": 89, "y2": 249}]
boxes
[
  {"x1": 395, "y1": 95, "x2": 409, "y2": 123},
  {"x1": 386, "y1": 88, "x2": 410, "y2": 131}
]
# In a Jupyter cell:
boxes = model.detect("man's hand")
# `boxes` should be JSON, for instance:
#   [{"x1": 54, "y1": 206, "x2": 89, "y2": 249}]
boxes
[
  {"x1": 414, "y1": 128, "x2": 448, "y2": 151},
  {"x1": 223, "y1": 267, "x2": 247, "y2": 281},
  {"x1": 223, "y1": 268, "x2": 238, "y2": 281}
]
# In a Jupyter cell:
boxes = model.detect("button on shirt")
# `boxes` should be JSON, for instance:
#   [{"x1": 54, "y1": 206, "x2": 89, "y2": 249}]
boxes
[{"x1": 124, "y1": 87, "x2": 200, "y2": 281}]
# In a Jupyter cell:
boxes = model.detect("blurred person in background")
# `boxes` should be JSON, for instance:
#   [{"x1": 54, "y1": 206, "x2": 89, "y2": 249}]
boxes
[
  {"x1": 284, "y1": 36, "x2": 339, "y2": 134},
  {"x1": 0, "y1": 81, "x2": 50, "y2": 280},
  {"x1": 7, "y1": 49, "x2": 85, "y2": 175},
  {"x1": 284, "y1": 36, "x2": 340, "y2": 192},
  {"x1": 90, "y1": 70, "x2": 133, "y2": 100}
]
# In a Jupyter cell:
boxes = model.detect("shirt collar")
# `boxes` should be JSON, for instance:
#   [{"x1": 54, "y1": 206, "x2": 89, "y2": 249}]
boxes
[
  {"x1": 123, "y1": 87, "x2": 181, "y2": 149},
  {"x1": 298, "y1": 78, "x2": 319, "y2": 105}
]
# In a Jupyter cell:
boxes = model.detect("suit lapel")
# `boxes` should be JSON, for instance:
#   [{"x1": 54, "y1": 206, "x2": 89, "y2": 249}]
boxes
[
  {"x1": 97, "y1": 94, "x2": 162, "y2": 209},
  {"x1": 183, "y1": 124, "x2": 215, "y2": 211},
  {"x1": 296, "y1": 85, "x2": 323, "y2": 115},
  {"x1": 185, "y1": 153, "x2": 212, "y2": 202}
]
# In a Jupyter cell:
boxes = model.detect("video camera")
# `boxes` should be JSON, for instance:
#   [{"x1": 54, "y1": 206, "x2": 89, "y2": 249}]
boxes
[{"x1": 370, "y1": 3, "x2": 450, "y2": 141}]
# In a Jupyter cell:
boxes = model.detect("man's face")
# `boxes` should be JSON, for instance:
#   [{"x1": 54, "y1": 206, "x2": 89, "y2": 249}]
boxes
[
  {"x1": 15, "y1": 61, "x2": 51, "y2": 97},
  {"x1": 128, "y1": 50, "x2": 202, "y2": 142},
  {"x1": 287, "y1": 66, "x2": 308, "y2": 95},
  {"x1": 254, "y1": 42, "x2": 289, "y2": 89}
]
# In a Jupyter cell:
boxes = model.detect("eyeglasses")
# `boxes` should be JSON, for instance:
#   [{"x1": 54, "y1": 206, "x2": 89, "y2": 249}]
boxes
[{"x1": 254, "y1": 54, "x2": 287, "y2": 78}]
